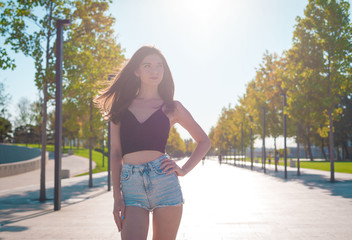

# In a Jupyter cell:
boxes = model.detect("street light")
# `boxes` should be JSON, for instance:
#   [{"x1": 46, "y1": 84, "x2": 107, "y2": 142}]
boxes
[
  {"x1": 233, "y1": 135, "x2": 237, "y2": 166},
  {"x1": 283, "y1": 92, "x2": 287, "y2": 179},
  {"x1": 296, "y1": 124, "x2": 301, "y2": 176},
  {"x1": 54, "y1": 19, "x2": 71, "y2": 211},
  {"x1": 241, "y1": 122, "x2": 244, "y2": 167},
  {"x1": 249, "y1": 115, "x2": 253, "y2": 170},
  {"x1": 106, "y1": 74, "x2": 116, "y2": 192},
  {"x1": 262, "y1": 106, "x2": 266, "y2": 173}
]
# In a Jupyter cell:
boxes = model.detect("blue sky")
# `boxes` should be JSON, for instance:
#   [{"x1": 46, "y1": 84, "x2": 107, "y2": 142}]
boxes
[{"x1": 1, "y1": 0, "x2": 311, "y2": 147}]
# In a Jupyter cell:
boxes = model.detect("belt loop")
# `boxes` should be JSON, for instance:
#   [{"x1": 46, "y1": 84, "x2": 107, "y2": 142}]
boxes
[{"x1": 147, "y1": 161, "x2": 153, "y2": 172}]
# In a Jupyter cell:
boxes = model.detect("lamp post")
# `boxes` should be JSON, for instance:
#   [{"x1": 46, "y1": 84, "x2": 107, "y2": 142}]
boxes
[
  {"x1": 241, "y1": 122, "x2": 244, "y2": 167},
  {"x1": 233, "y1": 135, "x2": 237, "y2": 166},
  {"x1": 26, "y1": 126, "x2": 29, "y2": 147},
  {"x1": 54, "y1": 19, "x2": 71, "y2": 211},
  {"x1": 250, "y1": 116, "x2": 253, "y2": 170},
  {"x1": 296, "y1": 124, "x2": 301, "y2": 176},
  {"x1": 262, "y1": 106, "x2": 266, "y2": 173},
  {"x1": 283, "y1": 93, "x2": 287, "y2": 179},
  {"x1": 102, "y1": 129, "x2": 105, "y2": 168},
  {"x1": 107, "y1": 74, "x2": 116, "y2": 191}
]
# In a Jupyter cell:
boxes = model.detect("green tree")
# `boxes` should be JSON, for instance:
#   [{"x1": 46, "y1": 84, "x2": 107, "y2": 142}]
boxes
[
  {"x1": 0, "y1": 0, "x2": 37, "y2": 70},
  {"x1": 184, "y1": 138, "x2": 197, "y2": 156},
  {"x1": 212, "y1": 106, "x2": 236, "y2": 155},
  {"x1": 208, "y1": 126, "x2": 216, "y2": 155},
  {"x1": 334, "y1": 93, "x2": 352, "y2": 160},
  {"x1": 166, "y1": 126, "x2": 186, "y2": 158},
  {"x1": 1, "y1": 0, "x2": 72, "y2": 201},
  {"x1": 14, "y1": 97, "x2": 32, "y2": 128},
  {"x1": 210, "y1": 102, "x2": 252, "y2": 158},
  {"x1": 255, "y1": 52, "x2": 287, "y2": 154},
  {"x1": 0, "y1": 81, "x2": 11, "y2": 118},
  {"x1": 64, "y1": 0, "x2": 124, "y2": 186},
  {"x1": 0, "y1": 117, "x2": 12, "y2": 142},
  {"x1": 62, "y1": 101, "x2": 80, "y2": 149},
  {"x1": 284, "y1": 40, "x2": 325, "y2": 161},
  {"x1": 288, "y1": 0, "x2": 352, "y2": 181},
  {"x1": 29, "y1": 99, "x2": 43, "y2": 147}
]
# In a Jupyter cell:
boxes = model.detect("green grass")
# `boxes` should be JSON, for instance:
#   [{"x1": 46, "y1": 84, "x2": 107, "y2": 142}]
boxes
[
  {"x1": 16, "y1": 143, "x2": 57, "y2": 153},
  {"x1": 222, "y1": 156, "x2": 352, "y2": 174},
  {"x1": 268, "y1": 159, "x2": 352, "y2": 174},
  {"x1": 297, "y1": 161, "x2": 352, "y2": 174},
  {"x1": 73, "y1": 148, "x2": 108, "y2": 175},
  {"x1": 13, "y1": 145, "x2": 352, "y2": 174},
  {"x1": 14, "y1": 143, "x2": 108, "y2": 175}
]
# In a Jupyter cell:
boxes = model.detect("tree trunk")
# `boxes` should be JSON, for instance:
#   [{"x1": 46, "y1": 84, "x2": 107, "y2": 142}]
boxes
[
  {"x1": 328, "y1": 107, "x2": 335, "y2": 182},
  {"x1": 40, "y1": 92, "x2": 47, "y2": 202},
  {"x1": 89, "y1": 98, "x2": 93, "y2": 188},
  {"x1": 297, "y1": 139, "x2": 300, "y2": 175},
  {"x1": 342, "y1": 143, "x2": 345, "y2": 161},
  {"x1": 296, "y1": 124, "x2": 300, "y2": 175},
  {"x1": 343, "y1": 141, "x2": 350, "y2": 160},
  {"x1": 274, "y1": 137, "x2": 277, "y2": 172},
  {"x1": 307, "y1": 132, "x2": 313, "y2": 161},
  {"x1": 336, "y1": 145, "x2": 340, "y2": 161},
  {"x1": 326, "y1": 54, "x2": 334, "y2": 182},
  {"x1": 262, "y1": 107, "x2": 266, "y2": 172},
  {"x1": 321, "y1": 137, "x2": 328, "y2": 161},
  {"x1": 39, "y1": 0, "x2": 54, "y2": 203}
]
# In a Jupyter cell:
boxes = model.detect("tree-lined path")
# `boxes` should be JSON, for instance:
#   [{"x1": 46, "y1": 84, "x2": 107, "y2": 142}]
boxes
[
  {"x1": 0, "y1": 153, "x2": 95, "y2": 191},
  {"x1": 1, "y1": 158, "x2": 352, "y2": 239}
]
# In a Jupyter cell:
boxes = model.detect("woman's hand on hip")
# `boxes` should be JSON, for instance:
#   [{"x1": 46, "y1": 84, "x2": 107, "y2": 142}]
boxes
[
  {"x1": 161, "y1": 158, "x2": 186, "y2": 177},
  {"x1": 113, "y1": 197, "x2": 125, "y2": 232}
]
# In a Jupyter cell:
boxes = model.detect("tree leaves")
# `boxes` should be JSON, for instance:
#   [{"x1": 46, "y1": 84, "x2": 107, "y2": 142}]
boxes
[{"x1": 211, "y1": 0, "x2": 352, "y2": 160}]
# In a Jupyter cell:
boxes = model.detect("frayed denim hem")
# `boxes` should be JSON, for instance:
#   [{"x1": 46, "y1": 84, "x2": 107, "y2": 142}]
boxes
[
  {"x1": 152, "y1": 202, "x2": 184, "y2": 212},
  {"x1": 125, "y1": 201, "x2": 184, "y2": 212}
]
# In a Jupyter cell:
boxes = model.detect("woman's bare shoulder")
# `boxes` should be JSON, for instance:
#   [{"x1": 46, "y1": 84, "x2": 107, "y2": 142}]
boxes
[
  {"x1": 173, "y1": 100, "x2": 188, "y2": 113},
  {"x1": 170, "y1": 100, "x2": 192, "y2": 123}
]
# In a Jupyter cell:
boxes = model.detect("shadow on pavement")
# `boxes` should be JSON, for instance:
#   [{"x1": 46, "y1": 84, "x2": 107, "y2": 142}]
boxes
[
  {"x1": 223, "y1": 161, "x2": 352, "y2": 199},
  {"x1": 0, "y1": 174, "x2": 110, "y2": 231}
]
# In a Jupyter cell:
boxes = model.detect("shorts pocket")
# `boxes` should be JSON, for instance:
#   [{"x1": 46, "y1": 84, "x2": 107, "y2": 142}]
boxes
[
  {"x1": 152, "y1": 164, "x2": 166, "y2": 175},
  {"x1": 121, "y1": 167, "x2": 132, "y2": 181}
]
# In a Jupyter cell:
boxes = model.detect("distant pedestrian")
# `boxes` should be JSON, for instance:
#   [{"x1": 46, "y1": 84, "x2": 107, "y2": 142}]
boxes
[
  {"x1": 268, "y1": 152, "x2": 271, "y2": 165},
  {"x1": 275, "y1": 151, "x2": 280, "y2": 165},
  {"x1": 94, "y1": 46, "x2": 211, "y2": 239},
  {"x1": 218, "y1": 154, "x2": 222, "y2": 165}
]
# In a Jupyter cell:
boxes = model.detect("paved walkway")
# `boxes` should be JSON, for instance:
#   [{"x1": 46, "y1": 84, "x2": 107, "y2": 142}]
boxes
[
  {"x1": 1, "y1": 157, "x2": 352, "y2": 239},
  {"x1": 0, "y1": 153, "x2": 96, "y2": 191}
]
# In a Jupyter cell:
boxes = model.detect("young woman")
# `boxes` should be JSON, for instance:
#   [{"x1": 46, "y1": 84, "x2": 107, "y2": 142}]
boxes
[{"x1": 95, "y1": 46, "x2": 211, "y2": 240}]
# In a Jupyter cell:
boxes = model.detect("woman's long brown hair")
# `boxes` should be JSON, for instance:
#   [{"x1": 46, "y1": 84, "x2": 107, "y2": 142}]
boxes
[{"x1": 94, "y1": 46, "x2": 175, "y2": 124}]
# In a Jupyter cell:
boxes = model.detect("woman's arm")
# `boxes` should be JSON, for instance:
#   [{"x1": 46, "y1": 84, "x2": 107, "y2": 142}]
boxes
[
  {"x1": 110, "y1": 121, "x2": 124, "y2": 231},
  {"x1": 162, "y1": 101, "x2": 211, "y2": 176}
]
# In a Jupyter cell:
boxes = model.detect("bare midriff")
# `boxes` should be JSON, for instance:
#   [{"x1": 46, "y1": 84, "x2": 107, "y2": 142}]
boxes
[{"x1": 122, "y1": 150, "x2": 165, "y2": 165}]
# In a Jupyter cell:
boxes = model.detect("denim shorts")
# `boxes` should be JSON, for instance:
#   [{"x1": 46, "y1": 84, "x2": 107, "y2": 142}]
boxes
[{"x1": 120, "y1": 154, "x2": 184, "y2": 212}]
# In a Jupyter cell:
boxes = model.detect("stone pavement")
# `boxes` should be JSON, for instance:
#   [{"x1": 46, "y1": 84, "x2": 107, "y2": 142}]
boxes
[
  {"x1": 1, "y1": 157, "x2": 352, "y2": 239},
  {"x1": 0, "y1": 153, "x2": 96, "y2": 191}
]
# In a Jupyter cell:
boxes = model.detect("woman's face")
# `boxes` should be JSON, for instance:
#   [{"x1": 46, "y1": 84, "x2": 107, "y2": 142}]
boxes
[{"x1": 135, "y1": 54, "x2": 164, "y2": 87}]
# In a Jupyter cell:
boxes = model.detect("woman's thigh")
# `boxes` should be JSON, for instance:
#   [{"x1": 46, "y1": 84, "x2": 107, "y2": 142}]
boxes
[
  {"x1": 121, "y1": 206, "x2": 150, "y2": 240},
  {"x1": 152, "y1": 205, "x2": 183, "y2": 240}
]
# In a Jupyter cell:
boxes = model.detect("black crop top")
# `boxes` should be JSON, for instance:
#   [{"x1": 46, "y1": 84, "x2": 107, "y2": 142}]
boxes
[{"x1": 120, "y1": 105, "x2": 171, "y2": 157}]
